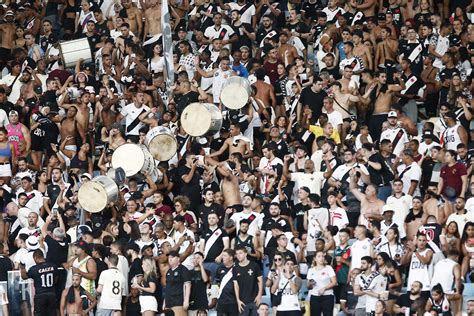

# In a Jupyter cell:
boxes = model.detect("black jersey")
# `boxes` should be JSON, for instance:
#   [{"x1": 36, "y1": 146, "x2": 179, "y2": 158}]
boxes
[{"x1": 27, "y1": 261, "x2": 57, "y2": 295}]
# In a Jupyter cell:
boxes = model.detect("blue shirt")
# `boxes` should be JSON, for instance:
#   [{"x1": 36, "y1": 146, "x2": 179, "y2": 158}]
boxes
[{"x1": 232, "y1": 63, "x2": 249, "y2": 78}]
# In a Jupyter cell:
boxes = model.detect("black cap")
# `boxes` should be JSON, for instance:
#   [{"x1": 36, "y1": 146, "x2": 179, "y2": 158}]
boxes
[
  {"x1": 48, "y1": 34, "x2": 59, "y2": 44},
  {"x1": 378, "y1": 13, "x2": 386, "y2": 20},
  {"x1": 177, "y1": 25, "x2": 187, "y2": 32},
  {"x1": 127, "y1": 243, "x2": 140, "y2": 253},
  {"x1": 141, "y1": 243, "x2": 155, "y2": 253},
  {"x1": 65, "y1": 203, "x2": 76, "y2": 210},
  {"x1": 300, "y1": 186, "x2": 311, "y2": 194}
]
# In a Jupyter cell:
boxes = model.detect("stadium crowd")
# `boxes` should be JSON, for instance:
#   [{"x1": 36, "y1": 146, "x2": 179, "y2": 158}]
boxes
[{"x1": 2, "y1": 0, "x2": 474, "y2": 315}]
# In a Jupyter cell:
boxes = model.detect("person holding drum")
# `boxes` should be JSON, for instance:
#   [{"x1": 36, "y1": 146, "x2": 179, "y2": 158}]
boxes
[{"x1": 116, "y1": 90, "x2": 150, "y2": 143}]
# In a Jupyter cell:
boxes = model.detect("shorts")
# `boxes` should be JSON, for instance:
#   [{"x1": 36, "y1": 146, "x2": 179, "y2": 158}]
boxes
[
  {"x1": 140, "y1": 295, "x2": 158, "y2": 312},
  {"x1": 59, "y1": 145, "x2": 77, "y2": 167},
  {"x1": 96, "y1": 309, "x2": 116, "y2": 316},
  {"x1": 0, "y1": 163, "x2": 12, "y2": 177}
]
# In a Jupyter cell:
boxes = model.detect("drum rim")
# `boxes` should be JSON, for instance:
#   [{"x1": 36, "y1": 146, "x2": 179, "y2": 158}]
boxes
[{"x1": 220, "y1": 84, "x2": 250, "y2": 109}]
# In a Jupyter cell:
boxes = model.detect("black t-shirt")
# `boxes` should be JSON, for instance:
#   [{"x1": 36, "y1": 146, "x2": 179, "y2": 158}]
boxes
[
  {"x1": 128, "y1": 257, "x2": 144, "y2": 285},
  {"x1": 190, "y1": 269, "x2": 209, "y2": 310},
  {"x1": 94, "y1": 258, "x2": 108, "y2": 286},
  {"x1": 395, "y1": 293, "x2": 426, "y2": 316},
  {"x1": 0, "y1": 256, "x2": 12, "y2": 282},
  {"x1": 216, "y1": 264, "x2": 235, "y2": 306},
  {"x1": 199, "y1": 203, "x2": 225, "y2": 230},
  {"x1": 202, "y1": 228, "x2": 228, "y2": 262},
  {"x1": 231, "y1": 23, "x2": 254, "y2": 51},
  {"x1": 141, "y1": 274, "x2": 158, "y2": 297},
  {"x1": 320, "y1": 66, "x2": 341, "y2": 80},
  {"x1": 300, "y1": 87, "x2": 327, "y2": 119},
  {"x1": 268, "y1": 139, "x2": 289, "y2": 160},
  {"x1": 45, "y1": 184, "x2": 61, "y2": 208},
  {"x1": 369, "y1": 153, "x2": 394, "y2": 186},
  {"x1": 165, "y1": 264, "x2": 191, "y2": 307},
  {"x1": 44, "y1": 235, "x2": 68, "y2": 267},
  {"x1": 177, "y1": 164, "x2": 202, "y2": 212},
  {"x1": 27, "y1": 261, "x2": 57, "y2": 294},
  {"x1": 292, "y1": 202, "x2": 310, "y2": 235},
  {"x1": 232, "y1": 261, "x2": 262, "y2": 304},
  {"x1": 176, "y1": 91, "x2": 200, "y2": 115},
  {"x1": 422, "y1": 223, "x2": 442, "y2": 247}
]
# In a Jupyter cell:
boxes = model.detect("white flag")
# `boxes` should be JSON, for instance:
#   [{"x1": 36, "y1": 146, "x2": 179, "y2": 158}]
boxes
[{"x1": 161, "y1": 0, "x2": 175, "y2": 88}]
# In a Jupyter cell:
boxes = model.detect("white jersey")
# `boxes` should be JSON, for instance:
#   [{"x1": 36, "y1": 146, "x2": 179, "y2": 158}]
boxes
[
  {"x1": 380, "y1": 127, "x2": 409, "y2": 156},
  {"x1": 351, "y1": 238, "x2": 372, "y2": 269},
  {"x1": 306, "y1": 207, "x2": 329, "y2": 252},
  {"x1": 230, "y1": 211, "x2": 263, "y2": 237},
  {"x1": 431, "y1": 258, "x2": 457, "y2": 294},
  {"x1": 120, "y1": 103, "x2": 150, "y2": 136},
  {"x1": 407, "y1": 248, "x2": 432, "y2": 291},
  {"x1": 442, "y1": 124, "x2": 462, "y2": 150},
  {"x1": 212, "y1": 68, "x2": 233, "y2": 103},
  {"x1": 98, "y1": 268, "x2": 126, "y2": 310},
  {"x1": 365, "y1": 273, "x2": 388, "y2": 313}
]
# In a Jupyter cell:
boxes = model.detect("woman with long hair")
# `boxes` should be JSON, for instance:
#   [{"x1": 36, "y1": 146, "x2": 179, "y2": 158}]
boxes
[
  {"x1": 440, "y1": 221, "x2": 461, "y2": 253},
  {"x1": 0, "y1": 127, "x2": 15, "y2": 184},
  {"x1": 266, "y1": 255, "x2": 286, "y2": 297},
  {"x1": 173, "y1": 195, "x2": 198, "y2": 232},
  {"x1": 377, "y1": 227, "x2": 405, "y2": 265},
  {"x1": 34, "y1": 170, "x2": 49, "y2": 195},
  {"x1": 307, "y1": 250, "x2": 337, "y2": 316},
  {"x1": 60, "y1": 139, "x2": 93, "y2": 176},
  {"x1": 425, "y1": 283, "x2": 452, "y2": 315},
  {"x1": 11, "y1": 27, "x2": 26, "y2": 50},
  {"x1": 148, "y1": 43, "x2": 165, "y2": 74},
  {"x1": 461, "y1": 222, "x2": 474, "y2": 277},
  {"x1": 404, "y1": 197, "x2": 427, "y2": 241},
  {"x1": 133, "y1": 257, "x2": 158, "y2": 315}
]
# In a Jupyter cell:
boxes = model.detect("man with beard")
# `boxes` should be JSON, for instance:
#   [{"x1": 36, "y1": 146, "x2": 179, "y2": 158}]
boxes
[
  {"x1": 231, "y1": 219, "x2": 259, "y2": 261},
  {"x1": 199, "y1": 188, "x2": 225, "y2": 230},
  {"x1": 43, "y1": 168, "x2": 71, "y2": 214},
  {"x1": 60, "y1": 274, "x2": 96, "y2": 316},
  {"x1": 380, "y1": 111, "x2": 410, "y2": 156},
  {"x1": 393, "y1": 281, "x2": 425, "y2": 315},
  {"x1": 446, "y1": 197, "x2": 474, "y2": 233},
  {"x1": 354, "y1": 256, "x2": 389, "y2": 315}
]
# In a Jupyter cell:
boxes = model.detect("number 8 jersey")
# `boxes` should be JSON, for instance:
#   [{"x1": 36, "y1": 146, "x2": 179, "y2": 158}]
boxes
[{"x1": 97, "y1": 268, "x2": 126, "y2": 311}]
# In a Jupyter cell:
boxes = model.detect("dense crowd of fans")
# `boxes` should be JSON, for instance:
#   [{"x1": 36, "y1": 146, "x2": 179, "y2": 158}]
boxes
[{"x1": 1, "y1": 0, "x2": 474, "y2": 315}]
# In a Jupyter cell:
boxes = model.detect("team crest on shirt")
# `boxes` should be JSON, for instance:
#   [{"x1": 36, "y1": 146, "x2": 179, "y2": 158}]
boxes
[
  {"x1": 248, "y1": 269, "x2": 253, "y2": 276},
  {"x1": 174, "y1": 271, "x2": 178, "y2": 276},
  {"x1": 363, "y1": 245, "x2": 367, "y2": 250}
]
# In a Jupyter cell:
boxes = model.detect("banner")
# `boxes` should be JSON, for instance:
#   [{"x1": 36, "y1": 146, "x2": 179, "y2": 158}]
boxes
[{"x1": 161, "y1": 0, "x2": 175, "y2": 95}]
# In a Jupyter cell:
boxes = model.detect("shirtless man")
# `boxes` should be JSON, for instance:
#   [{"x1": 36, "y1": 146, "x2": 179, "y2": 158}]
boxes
[
  {"x1": 123, "y1": 0, "x2": 143, "y2": 37},
  {"x1": 253, "y1": 68, "x2": 276, "y2": 112},
  {"x1": 328, "y1": 81, "x2": 361, "y2": 140},
  {"x1": 0, "y1": 11, "x2": 16, "y2": 63},
  {"x1": 354, "y1": 0, "x2": 376, "y2": 18},
  {"x1": 352, "y1": 30, "x2": 373, "y2": 70},
  {"x1": 142, "y1": 0, "x2": 161, "y2": 41},
  {"x1": 349, "y1": 170, "x2": 384, "y2": 225},
  {"x1": 423, "y1": 185, "x2": 449, "y2": 225},
  {"x1": 375, "y1": 27, "x2": 399, "y2": 68},
  {"x1": 18, "y1": 68, "x2": 42, "y2": 110},
  {"x1": 60, "y1": 106, "x2": 86, "y2": 158},
  {"x1": 207, "y1": 123, "x2": 253, "y2": 159},
  {"x1": 277, "y1": 32, "x2": 299, "y2": 66},
  {"x1": 206, "y1": 156, "x2": 242, "y2": 208},
  {"x1": 59, "y1": 90, "x2": 91, "y2": 137},
  {"x1": 365, "y1": 71, "x2": 404, "y2": 140},
  {"x1": 103, "y1": 123, "x2": 126, "y2": 150},
  {"x1": 137, "y1": 78, "x2": 154, "y2": 107},
  {"x1": 338, "y1": 66, "x2": 356, "y2": 94},
  {"x1": 59, "y1": 274, "x2": 96, "y2": 316}
]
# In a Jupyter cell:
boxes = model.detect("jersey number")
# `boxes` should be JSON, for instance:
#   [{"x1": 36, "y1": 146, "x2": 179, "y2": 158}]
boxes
[
  {"x1": 112, "y1": 280, "x2": 120, "y2": 295},
  {"x1": 41, "y1": 273, "x2": 54, "y2": 287}
]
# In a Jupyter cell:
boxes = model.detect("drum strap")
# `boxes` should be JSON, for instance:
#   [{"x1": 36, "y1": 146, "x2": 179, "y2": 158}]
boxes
[{"x1": 126, "y1": 109, "x2": 147, "y2": 133}]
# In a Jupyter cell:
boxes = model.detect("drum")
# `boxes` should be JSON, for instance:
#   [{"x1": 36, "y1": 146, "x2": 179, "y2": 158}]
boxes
[
  {"x1": 107, "y1": 167, "x2": 126, "y2": 186},
  {"x1": 59, "y1": 38, "x2": 93, "y2": 68},
  {"x1": 181, "y1": 103, "x2": 223, "y2": 137},
  {"x1": 111, "y1": 143, "x2": 155, "y2": 177},
  {"x1": 145, "y1": 126, "x2": 177, "y2": 161},
  {"x1": 78, "y1": 176, "x2": 118, "y2": 213},
  {"x1": 220, "y1": 76, "x2": 252, "y2": 109}
]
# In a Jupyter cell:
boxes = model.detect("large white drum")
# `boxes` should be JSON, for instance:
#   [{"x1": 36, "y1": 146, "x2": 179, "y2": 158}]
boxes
[
  {"x1": 111, "y1": 143, "x2": 155, "y2": 177},
  {"x1": 145, "y1": 126, "x2": 177, "y2": 161},
  {"x1": 181, "y1": 103, "x2": 223, "y2": 137},
  {"x1": 59, "y1": 38, "x2": 92, "y2": 68},
  {"x1": 220, "y1": 76, "x2": 252, "y2": 109},
  {"x1": 78, "y1": 176, "x2": 118, "y2": 213}
]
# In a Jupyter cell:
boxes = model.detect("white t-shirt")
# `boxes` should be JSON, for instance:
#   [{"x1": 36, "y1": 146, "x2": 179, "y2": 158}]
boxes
[
  {"x1": 325, "y1": 110, "x2": 343, "y2": 130},
  {"x1": 380, "y1": 127, "x2": 409, "y2": 156},
  {"x1": 365, "y1": 273, "x2": 388, "y2": 313},
  {"x1": 307, "y1": 265, "x2": 336, "y2": 296},
  {"x1": 227, "y1": 3, "x2": 256, "y2": 24},
  {"x1": 397, "y1": 162, "x2": 421, "y2": 196},
  {"x1": 98, "y1": 268, "x2": 126, "y2": 310},
  {"x1": 120, "y1": 103, "x2": 150, "y2": 136},
  {"x1": 290, "y1": 172, "x2": 325, "y2": 203},
  {"x1": 230, "y1": 211, "x2": 263, "y2": 237},
  {"x1": 258, "y1": 156, "x2": 283, "y2": 194},
  {"x1": 351, "y1": 238, "x2": 372, "y2": 269}
]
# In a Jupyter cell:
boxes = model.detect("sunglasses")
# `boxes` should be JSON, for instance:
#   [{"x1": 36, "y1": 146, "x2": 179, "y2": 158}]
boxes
[{"x1": 274, "y1": 258, "x2": 282, "y2": 262}]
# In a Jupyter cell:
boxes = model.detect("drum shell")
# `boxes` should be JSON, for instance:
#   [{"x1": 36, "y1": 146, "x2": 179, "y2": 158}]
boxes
[
  {"x1": 78, "y1": 176, "x2": 118, "y2": 213},
  {"x1": 181, "y1": 103, "x2": 223, "y2": 137},
  {"x1": 111, "y1": 144, "x2": 155, "y2": 177},
  {"x1": 150, "y1": 167, "x2": 163, "y2": 183},
  {"x1": 59, "y1": 38, "x2": 93, "y2": 68},
  {"x1": 220, "y1": 76, "x2": 252, "y2": 109},
  {"x1": 145, "y1": 126, "x2": 177, "y2": 161}
]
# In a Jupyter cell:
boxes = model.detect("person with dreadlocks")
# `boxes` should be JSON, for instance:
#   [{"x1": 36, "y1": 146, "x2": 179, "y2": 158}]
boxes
[{"x1": 59, "y1": 273, "x2": 96, "y2": 316}]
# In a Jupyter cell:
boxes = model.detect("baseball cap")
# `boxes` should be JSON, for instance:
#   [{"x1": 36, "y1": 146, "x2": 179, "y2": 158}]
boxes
[
  {"x1": 423, "y1": 130, "x2": 434, "y2": 138},
  {"x1": 127, "y1": 243, "x2": 140, "y2": 253},
  {"x1": 81, "y1": 173, "x2": 92, "y2": 180},
  {"x1": 388, "y1": 111, "x2": 397, "y2": 118},
  {"x1": 382, "y1": 204, "x2": 396, "y2": 214},
  {"x1": 4, "y1": 10, "x2": 14, "y2": 17}
]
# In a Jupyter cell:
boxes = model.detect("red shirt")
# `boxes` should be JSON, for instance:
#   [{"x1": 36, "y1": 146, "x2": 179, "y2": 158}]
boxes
[{"x1": 440, "y1": 162, "x2": 467, "y2": 196}]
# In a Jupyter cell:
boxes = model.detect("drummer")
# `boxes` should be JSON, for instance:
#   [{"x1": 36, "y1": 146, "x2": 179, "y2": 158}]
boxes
[
  {"x1": 138, "y1": 107, "x2": 160, "y2": 128},
  {"x1": 206, "y1": 123, "x2": 253, "y2": 160},
  {"x1": 103, "y1": 123, "x2": 126, "y2": 150}
]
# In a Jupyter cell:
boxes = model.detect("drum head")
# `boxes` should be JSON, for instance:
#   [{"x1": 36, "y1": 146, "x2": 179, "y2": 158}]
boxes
[
  {"x1": 78, "y1": 181, "x2": 108, "y2": 213},
  {"x1": 111, "y1": 144, "x2": 145, "y2": 176},
  {"x1": 147, "y1": 133, "x2": 177, "y2": 161},
  {"x1": 181, "y1": 103, "x2": 213, "y2": 137},
  {"x1": 220, "y1": 82, "x2": 249, "y2": 110}
]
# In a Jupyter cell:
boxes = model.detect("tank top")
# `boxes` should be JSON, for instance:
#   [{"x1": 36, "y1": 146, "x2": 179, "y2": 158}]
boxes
[
  {"x1": 73, "y1": 256, "x2": 95, "y2": 295},
  {"x1": 276, "y1": 274, "x2": 301, "y2": 312},
  {"x1": 407, "y1": 248, "x2": 431, "y2": 291},
  {"x1": 6, "y1": 123, "x2": 24, "y2": 156},
  {"x1": 431, "y1": 258, "x2": 456, "y2": 294},
  {"x1": 0, "y1": 143, "x2": 11, "y2": 159},
  {"x1": 443, "y1": 124, "x2": 462, "y2": 150},
  {"x1": 212, "y1": 68, "x2": 232, "y2": 103},
  {"x1": 235, "y1": 235, "x2": 254, "y2": 254}
]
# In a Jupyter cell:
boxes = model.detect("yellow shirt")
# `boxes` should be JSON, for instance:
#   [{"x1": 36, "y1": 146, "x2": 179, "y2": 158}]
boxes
[{"x1": 308, "y1": 125, "x2": 341, "y2": 144}]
